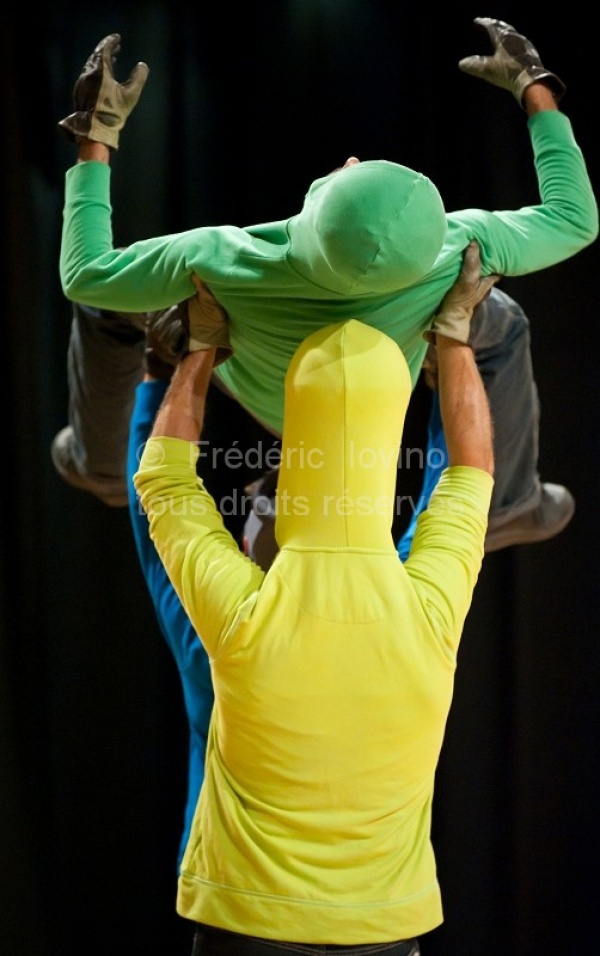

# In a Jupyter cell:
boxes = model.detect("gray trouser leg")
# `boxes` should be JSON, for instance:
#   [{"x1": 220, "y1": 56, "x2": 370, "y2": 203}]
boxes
[
  {"x1": 67, "y1": 303, "x2": 145, "y2": 480},
  {"x1": 470, "y1": 287, "x2": 542, "y2": 520}
]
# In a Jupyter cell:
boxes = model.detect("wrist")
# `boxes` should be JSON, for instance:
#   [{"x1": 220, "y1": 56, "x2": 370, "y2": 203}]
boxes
[
  {"x1": 76, "y1": 140, "x2": 111, "y2": 164},
  {"x1": 151, "y1": 349, "x2": 215, "y2": 442},
  {"x1": 435, "y1": 334, "x2": 473, "y2": 351},
  {"x1": 177, "y1": 347, "x2": 216, "y2": 392},
  {"x1": 523, "y1": 81, "x2": 560, "y2": 115}
]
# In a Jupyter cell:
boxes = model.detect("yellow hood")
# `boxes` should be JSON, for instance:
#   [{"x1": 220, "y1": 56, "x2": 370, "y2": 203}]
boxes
[{"x1": 275, "y1": 319, "x2": 412, "y2": 550}]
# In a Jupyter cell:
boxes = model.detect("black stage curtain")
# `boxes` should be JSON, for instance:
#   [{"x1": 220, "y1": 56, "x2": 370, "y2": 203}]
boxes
[{"x1": 1, "y1": 4, "x2": 598, "y2": 954}]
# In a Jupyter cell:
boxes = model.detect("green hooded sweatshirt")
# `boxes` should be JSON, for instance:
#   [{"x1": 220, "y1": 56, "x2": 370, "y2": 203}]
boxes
[
  {"x1": 61, "y1": 111, "x2": 598, "y2": 435},
  {"x1": 134, "y1": 319, "x2": 493, "y2": 942}
]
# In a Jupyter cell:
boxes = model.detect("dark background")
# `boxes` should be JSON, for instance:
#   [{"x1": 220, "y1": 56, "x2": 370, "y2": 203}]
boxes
[{"x1": 1, "y1": 3, "x2": 598, "y2": 954}]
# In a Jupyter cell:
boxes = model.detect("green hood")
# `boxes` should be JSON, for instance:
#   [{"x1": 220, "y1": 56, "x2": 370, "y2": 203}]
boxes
[{"x1": 287, "y1": 160, "x2": 446, "y2": 295}]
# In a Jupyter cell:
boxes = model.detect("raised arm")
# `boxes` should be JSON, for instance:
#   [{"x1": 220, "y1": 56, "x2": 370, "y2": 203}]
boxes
[
  {"x1": 148, "y1": 347, "x2": 216, "y2": 443},
  {"x1": 57, "y1": 35, "x2": 203, "y2": 312},
  {"x1": 403, "y1": 244, "x2": 497, "y2": 638},
  {"x1": 134, "y1": 309, "x2": 263, "y2": 654},
  {"x1": 454, "y1": 18, "x2": 598, "y2": 275},
  {"x1": 425, "y1": 241, "x2": 498, "y2": 475}
]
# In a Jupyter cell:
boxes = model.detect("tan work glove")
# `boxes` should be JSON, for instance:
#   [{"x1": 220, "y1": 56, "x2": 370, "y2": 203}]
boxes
[
  {"x1": 144, "y1": 304, "x2": 189, "y2": 380},
  {"x1": 459, "y1": 18, "x2": 566, "y2": 109},
  {"x1": 424, "y1": 242, "x2": 500, "y2": 345},
  {"x1": 145, "y1": 281, "x2": 232, "y2": 371},
  {"x1": 58, "y1": 34, "x2": 149, "y2": 150},
  {"x1": 187, "y1": 276, "x2": 232, "y2": 363}
]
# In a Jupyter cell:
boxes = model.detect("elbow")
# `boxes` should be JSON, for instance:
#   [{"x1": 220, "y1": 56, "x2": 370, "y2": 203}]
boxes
[
  {"x1": 557, "y1": 201, "x2": 599, "y2": 252},
  {"x1": 577, "y1": 202, "x2": 599, "y2": 247},
  {"x1": 60, "y1": 277, "x2": 79, "y2": 302},
  {"x1": 582, "y1": 216, "x2": 599, "y2": 247},
  {"x1": 59, "y1": 260, "x2": 83, "y2": 302},
  {"x1": 60, "y1": 265, "x2": 94, "y2": 305}
]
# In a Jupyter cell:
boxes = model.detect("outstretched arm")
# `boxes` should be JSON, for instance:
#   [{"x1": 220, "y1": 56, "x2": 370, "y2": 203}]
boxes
[
  {"x1": 454, "y1": 18, "x2": 598, "y2": 277},
  {"x1": 148, "y1": 347, "x2": 216, "y2": 442},
  {"x1": 404, "y1": 244, "x2": 496, "y2": 641},
  {"x1": 427, "y1": 241, "x2": 497, "y2": 475},
  {"x1": 436, "y1": 338, "x2": 493, "y2": 475},
  {"x1": 134, "y1": 335, "x2": 264, "y2": 654},
  {"x1": 58, "y1": 35, "x2": 200, "y2": 312}
]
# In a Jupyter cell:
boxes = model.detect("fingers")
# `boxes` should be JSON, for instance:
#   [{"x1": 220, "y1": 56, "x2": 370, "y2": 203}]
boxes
[
  {"x1": 479, "y1": 274, "x2": 501, "y2": 299},
  {"x1": 458, "y1": 56, "x2": 482, "y2": 73},
  {"x1": 456, "y1": 241, "x2": 483, "y2": 289},
  {"x1": 473, "y1": 17, "x2": 495, "y2": 42},
  {"x1": 95, "y1": 34, "x2": 121, "y2": 52},
  {"x1": 459, "y1": 242, "x2": 501, "y2": 308},
  {"x1": 473, "y1": 18, "x2": 515, "y2": 45},
  {"x1": 123, "y1": 62, "x2": 150, "y2": 94},
  {"x1": 97, "y1": 34, "x2": 121, "y2": 64},
  {"x1": 461, "y1": 240, "x2": 481, "y2": 277}
]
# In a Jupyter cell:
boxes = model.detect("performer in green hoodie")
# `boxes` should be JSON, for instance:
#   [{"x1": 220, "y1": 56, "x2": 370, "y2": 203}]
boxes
[
  {"x1": 56, "y1": 18, "x2": 597, "y2": 542},
  {"x1": 133, "y1": 242, "x2": 496, "y2": 953}
]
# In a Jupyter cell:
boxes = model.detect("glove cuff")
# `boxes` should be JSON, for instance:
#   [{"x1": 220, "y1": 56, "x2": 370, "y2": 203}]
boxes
[
  {"x1": 515, "y1": 68, "x2": 566, "y2": 108},
  {"x1": 187, "y1": 337, "x2": 233, "y2": 366},
  {"x1": 187, "y1": 284, "x2": 232, "y2": 363},
  {"x1": 57, "y1": 113, "x2": 119, "y2": 150},
  {"x1": 424, "y1": 310, "x2": 471, "y2": 345}
]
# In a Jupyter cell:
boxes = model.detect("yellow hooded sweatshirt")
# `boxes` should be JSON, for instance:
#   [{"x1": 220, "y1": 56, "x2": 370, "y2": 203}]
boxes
[{"x1": 134, "y1": 320, "x2": 493, "y2": 944}]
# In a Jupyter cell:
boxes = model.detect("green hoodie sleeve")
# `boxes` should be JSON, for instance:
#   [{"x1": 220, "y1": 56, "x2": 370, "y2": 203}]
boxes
[
  {"x1": 59, "y1": 161, "x2": 257, "y2": 311},
  {"x1": 449, "y1": 111, "x2": 598, "y2": 277}
]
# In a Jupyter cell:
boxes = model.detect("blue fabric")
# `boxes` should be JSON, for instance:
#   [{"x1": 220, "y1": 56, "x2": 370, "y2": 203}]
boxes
[
  {"x1": 397, "y1": 392, "x2": 447, "y2": 562},
  {"x1": 127, "y1": 379, "x2": 214, "y2": 870}
]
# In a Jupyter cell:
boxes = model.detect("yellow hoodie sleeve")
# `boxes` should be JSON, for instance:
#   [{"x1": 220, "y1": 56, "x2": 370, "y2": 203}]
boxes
[
  {"x1": 404, "y1": 465, "x2": 494, "y2": 656},
  {"x1": 134, "y1": 436, "x2": 265, "y2": 656}
]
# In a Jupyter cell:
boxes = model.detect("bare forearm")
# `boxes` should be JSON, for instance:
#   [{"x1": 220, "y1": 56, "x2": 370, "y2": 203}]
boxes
[
  {"x1": 436, "y1": 338, "x2": 494, "y2": 475},
  {"x1": 523, "y1": 82, "x2": 558, "y2": 116},
  {"x1": 76, "y1": 140, "x2": 111, "y2": 164},
  {"x1": 150, "y1": 349, "x2": 216, "y2": 441}
]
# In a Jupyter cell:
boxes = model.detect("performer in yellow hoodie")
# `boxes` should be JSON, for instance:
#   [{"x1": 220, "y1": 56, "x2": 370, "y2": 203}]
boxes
[{"x1": 134, "y1": 243, "x2": 496, "y2": 954}]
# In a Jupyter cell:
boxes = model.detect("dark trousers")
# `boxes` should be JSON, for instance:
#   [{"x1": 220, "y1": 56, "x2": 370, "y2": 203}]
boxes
[{"x1": 191, "y1": 924, "x2": 420, "y2": 955}]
